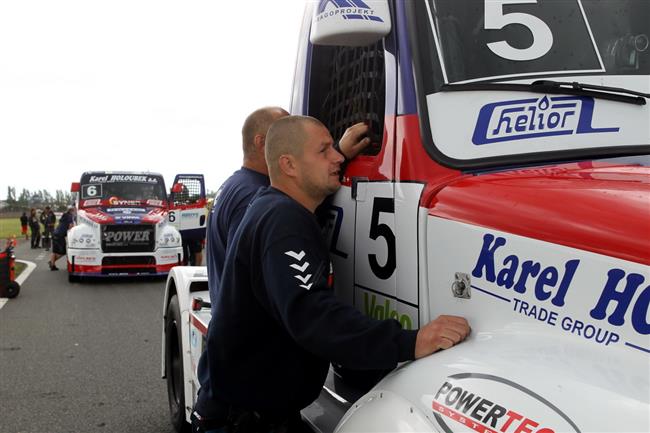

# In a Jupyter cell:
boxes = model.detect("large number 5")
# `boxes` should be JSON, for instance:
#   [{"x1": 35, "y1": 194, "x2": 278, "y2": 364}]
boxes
[
  {"x1": 368, "y1": 197, "x2": 396, "y2": 280},
  {"x1": 485, "y1": 0, "x2": 553, "y2": 61}
]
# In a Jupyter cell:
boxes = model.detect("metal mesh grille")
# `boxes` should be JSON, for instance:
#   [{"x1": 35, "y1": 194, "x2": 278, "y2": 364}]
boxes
[
  {"x1": 172, "y1": 178, "x2": 202, "y2": 206},
  {"x1": 319, "y1": 42, "x2": 385, "y2": 156}
]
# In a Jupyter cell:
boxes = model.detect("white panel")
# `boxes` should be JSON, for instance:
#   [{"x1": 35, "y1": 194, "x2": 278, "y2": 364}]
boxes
[
  {"x1": 354, "y1": 286, "x2": 418, "y2": 331},
  {"x1": 310, "y1": 0, "x2": 391, "y2": 47},
  {"x1": 325, "y1": 185, "x2": 357, "y2": 306},
  {"x1": 394, "y1": 182, "x2": 425, "y2": 307},
  {"x1": 426, "y1": 216, "x2": 650, "y2": 357},
  {"x1": 426, "y1": 76, "x2": 650, "y2": 161},
  {"x1": 355, "y1": 182, "x2": 396, "y2": 297}
]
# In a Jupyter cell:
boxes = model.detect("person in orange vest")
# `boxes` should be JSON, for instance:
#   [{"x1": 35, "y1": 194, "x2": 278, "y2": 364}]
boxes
[{"x1": 19, "y1": 212, "x2": 28, "y2": 240}]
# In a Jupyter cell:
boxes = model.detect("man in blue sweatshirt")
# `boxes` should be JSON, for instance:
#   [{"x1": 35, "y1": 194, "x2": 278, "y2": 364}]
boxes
[
  {"x1": 192, "y1": 116, "x2": 470, "y2": 432},
  {"x1": 205, "y1": 106, "x2": 370, "y2": 314}
]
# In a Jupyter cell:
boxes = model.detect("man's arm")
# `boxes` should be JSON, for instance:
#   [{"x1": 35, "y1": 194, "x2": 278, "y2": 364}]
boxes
[{"x1": 259, "y1": 235, "x2": 470, "y2": 369}]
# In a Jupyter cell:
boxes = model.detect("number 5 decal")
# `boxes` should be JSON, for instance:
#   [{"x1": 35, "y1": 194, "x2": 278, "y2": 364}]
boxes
[
  {"x1": 485, "y1": 0, "x2": 553, "y2": 61},
  {"x1": 368, "y1": 197, "x2": 396, "y2": 280}
]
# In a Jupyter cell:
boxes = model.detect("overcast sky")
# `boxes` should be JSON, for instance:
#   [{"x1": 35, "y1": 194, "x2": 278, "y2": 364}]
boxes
[{"x1": 0, "y1": 0, "x2": 305, "y2": 199}]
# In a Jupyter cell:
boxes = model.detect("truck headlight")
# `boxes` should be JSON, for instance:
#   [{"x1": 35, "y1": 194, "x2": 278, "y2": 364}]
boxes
[
  {"x1": 159, "y1": 234, "x2": 180, "y2": 248},
  {"x1": 70, "y1": 236, "x2": 99, "y2": 249}
]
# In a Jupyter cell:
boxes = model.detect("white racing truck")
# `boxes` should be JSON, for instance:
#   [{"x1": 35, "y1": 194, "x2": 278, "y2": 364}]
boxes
[
  {"x1": 162, "y1": 1, "x2": 649, "y2": 432},
  {"x1": 67, "y1": 171, "x2": 206, "y2": 281}
]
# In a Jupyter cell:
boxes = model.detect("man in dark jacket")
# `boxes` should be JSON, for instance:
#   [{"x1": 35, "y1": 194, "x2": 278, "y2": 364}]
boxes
[
  {"x1": 194, "y1": 107, "x2": 372, "y2": 430},
  {"x1": 193, "y1": 116, "x2": 470, "y2": 432},
  {"x1": 40, "y1": 206, "x2": 56, "y2": 251},
  {"x1": 29, "y1": 208, "x2": 41, "y2": 249},
  {"x1": 49, "y1": 206, "x2": 75, "y2": 270}
]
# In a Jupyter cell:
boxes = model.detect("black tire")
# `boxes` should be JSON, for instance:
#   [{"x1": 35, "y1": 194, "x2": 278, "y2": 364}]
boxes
[
  {"x1": 5, "y1": 281, "x2": 20, "y2": 298},
  {"x1": 165, "y1": 295, "x2": 190, "y2": 432},
  {"x1": 68, "y1": 273, "x2": 78, "y2": 283}
]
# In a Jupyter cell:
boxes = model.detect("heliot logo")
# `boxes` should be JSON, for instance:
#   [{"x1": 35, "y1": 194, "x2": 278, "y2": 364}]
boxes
[
  {"x1": 472, "y1": 96, "x2": 619, "y2": 145},
  {"x1": 316, "y1": 0, "x2": 383, "y2": 22}
]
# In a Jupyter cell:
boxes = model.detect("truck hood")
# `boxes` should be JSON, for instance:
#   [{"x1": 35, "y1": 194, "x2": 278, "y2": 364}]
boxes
[
  {"x1": 79, "y1": 207, "x2": 166, "y2": 225},
  {"x1": 429, "y1": 162, "x2": 650, "y2": 265},
  {"x1": 372, "y1": 331, "x2": 649, "y2": 433}
]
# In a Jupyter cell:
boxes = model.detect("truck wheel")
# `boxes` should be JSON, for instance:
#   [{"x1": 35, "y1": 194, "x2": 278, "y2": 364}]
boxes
[
  {"x1": 68, "y1": 273, "x2": 78, "y2": 283},
  {"x1": 5, "y1": 281, "x2": 20, "y2": 298},
  {"x1": 165, "y1": 295, "x2": 190, "y2": 433}
]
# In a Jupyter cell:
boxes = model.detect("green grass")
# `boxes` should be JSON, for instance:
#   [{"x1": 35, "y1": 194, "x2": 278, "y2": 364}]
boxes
[
  {"x1": 0, "y1": 217, "x2": 24, "y2": 242},
  {"x1": 14, "y1": 261, "x2": 26, "y2": 278}
]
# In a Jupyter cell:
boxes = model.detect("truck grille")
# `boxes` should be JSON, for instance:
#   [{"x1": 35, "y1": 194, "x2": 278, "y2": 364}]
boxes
[
  {"x1": 101, "y1": 256, "x2": 156, "y2": 275},
  {"x1": 101, "y1": 224, "x2": 155, "y2": 253},
  {"x1": 102, "y1": 256, "x2": 155, "y2": 266}
]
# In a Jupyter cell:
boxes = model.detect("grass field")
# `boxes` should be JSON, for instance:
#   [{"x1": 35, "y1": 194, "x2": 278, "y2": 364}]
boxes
[{"x1": 0, "y1": 217, "x2": 24, "y2": 241}]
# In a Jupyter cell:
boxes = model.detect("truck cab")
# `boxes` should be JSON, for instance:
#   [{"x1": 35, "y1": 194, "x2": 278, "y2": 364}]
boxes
[
  {"x1": 67, "y1": 171, "x2": 204, "y2": 281},
  {"x1": 163, "y1": 1, "x2": 649, "y2": 432}
]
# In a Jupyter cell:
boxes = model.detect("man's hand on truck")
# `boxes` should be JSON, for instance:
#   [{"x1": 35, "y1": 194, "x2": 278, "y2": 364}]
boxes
[{"x1": 414, "y1": 315, "x2": 471, "y2": 359}]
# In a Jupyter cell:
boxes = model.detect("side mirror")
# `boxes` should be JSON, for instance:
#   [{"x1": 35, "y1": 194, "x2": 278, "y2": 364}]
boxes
[
  {"x1": 71, "y1": 182, "x2": 80, "y2": 193},
  {"x1": 171, "y1": 183, "x2": 183, "y2": 194},
  {"x1": 309, "y1": 0, "x2": 391, "y2": 47}
]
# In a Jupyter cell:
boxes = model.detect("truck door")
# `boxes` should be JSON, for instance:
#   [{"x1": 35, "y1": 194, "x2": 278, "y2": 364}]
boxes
[
  {"x1": 301, "y1": 26, "x2": 412, "y2": 326},
  {"x1": 168, "y1": 174, "x2": 207, "y2": 239}
]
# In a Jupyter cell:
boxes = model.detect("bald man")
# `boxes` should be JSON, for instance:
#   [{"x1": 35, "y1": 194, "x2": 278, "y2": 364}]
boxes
[
  {"x1": 192, "y1": 116, "x2": 470, "y2": 433},
  {"x1": 205, "y1": 107, "x2": 370, "y2": 312}
]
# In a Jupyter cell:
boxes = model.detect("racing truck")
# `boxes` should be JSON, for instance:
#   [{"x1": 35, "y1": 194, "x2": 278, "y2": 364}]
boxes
[
  {"x1": 67, "y1": 171, "x2": 206, "y2": 281},
  {"x1": 162, "y1": 1, "x2": 650, "y2": 432}
]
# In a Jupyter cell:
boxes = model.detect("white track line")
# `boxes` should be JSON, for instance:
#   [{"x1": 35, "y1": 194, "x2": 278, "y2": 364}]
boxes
[{"x1": 15, "y1": 260, "x2": 37, "y2": 286}]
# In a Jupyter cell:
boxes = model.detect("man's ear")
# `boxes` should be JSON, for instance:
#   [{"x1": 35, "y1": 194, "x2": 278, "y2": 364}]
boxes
[
  {"x1": 278, "y1": 154, "x2": 298, "y2": 177},
  {"x1": 253, "y1": 134, "x2": 266, "y2": 155}
]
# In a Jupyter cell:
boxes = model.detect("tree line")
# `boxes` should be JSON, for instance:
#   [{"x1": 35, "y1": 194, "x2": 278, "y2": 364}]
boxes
[{"x1": 3, "y1": 186, "x2": 74, "y2": 212}]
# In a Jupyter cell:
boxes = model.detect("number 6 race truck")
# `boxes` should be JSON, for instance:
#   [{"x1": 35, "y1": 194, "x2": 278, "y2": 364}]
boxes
[
  {"x1": 67, "y1": 171, "x2": 205, "y2": 281},
  {"x1": 162, "y1": 1, "x2": 649, "y2": 432}
]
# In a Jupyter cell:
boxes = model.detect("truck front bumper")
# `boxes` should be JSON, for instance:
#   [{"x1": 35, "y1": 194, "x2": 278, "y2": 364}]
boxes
[{"x1": 67, "y1": 247, "x2": 183, "y2": 277}]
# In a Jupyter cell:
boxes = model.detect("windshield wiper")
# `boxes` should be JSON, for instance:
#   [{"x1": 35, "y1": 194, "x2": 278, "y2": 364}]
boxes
[{"x1": 441, "y1": 80, "x2": 649, "y2": 105}]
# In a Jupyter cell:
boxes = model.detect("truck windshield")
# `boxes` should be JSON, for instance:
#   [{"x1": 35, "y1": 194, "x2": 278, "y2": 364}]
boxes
[
  {"x1": 424, "y1": 0, "x2": 649, "y2": 84},
  {"x1": 411, "y1": 0, "x2": 650, "y2": 169},
  {"x1": 79, "y1": 173, "x2": 167, "y2": 208}
]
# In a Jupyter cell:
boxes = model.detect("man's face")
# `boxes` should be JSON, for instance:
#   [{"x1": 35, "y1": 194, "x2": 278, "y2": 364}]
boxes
[{"x1": 296, "y1": 123, "x2": 344, "y2": 200}]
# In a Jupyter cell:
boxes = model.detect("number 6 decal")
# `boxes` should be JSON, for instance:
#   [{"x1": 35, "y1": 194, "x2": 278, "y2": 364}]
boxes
[{"x1": 485, "y1": 0, "x2": 553, "y2": 61}]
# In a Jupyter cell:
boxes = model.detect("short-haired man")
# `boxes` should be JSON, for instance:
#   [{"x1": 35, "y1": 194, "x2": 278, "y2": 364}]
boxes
[
  {"x1": 193, "y1": 116, "x2": 470, "y2": 432},
  {"x1": 205, "y1": 107, "x2": 370, "y2": 311},
  {"x1": 193, "y1": 107, "x2": 372, "y2": 429}
]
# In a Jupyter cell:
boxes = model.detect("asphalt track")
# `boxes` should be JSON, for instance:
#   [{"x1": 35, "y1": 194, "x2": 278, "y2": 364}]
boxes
[{"x1": 0, "y1": 240, "x2": 176, "y2": 433}]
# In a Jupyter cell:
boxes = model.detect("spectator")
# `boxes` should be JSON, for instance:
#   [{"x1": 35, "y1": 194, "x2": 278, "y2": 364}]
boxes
[
  {"x1": 40, "y1": 206, "x2": 56, "y2": 251},
  {"x1": 20, "y1": 212, "x2": 28, "y2": 240},
  {"x1": 29, "y1": 208, "x2": 41, "y2": 249}
]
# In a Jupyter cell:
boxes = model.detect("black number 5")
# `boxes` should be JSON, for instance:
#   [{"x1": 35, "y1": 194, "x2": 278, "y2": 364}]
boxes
[{"x1": 368, "y1": 197, "x2": 396, "y2": 280}]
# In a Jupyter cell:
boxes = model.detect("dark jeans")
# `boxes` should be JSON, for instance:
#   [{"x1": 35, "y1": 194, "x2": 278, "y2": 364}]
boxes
[{"x1": 31, "y1": 229, "x2": 41, "y2": 248}]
